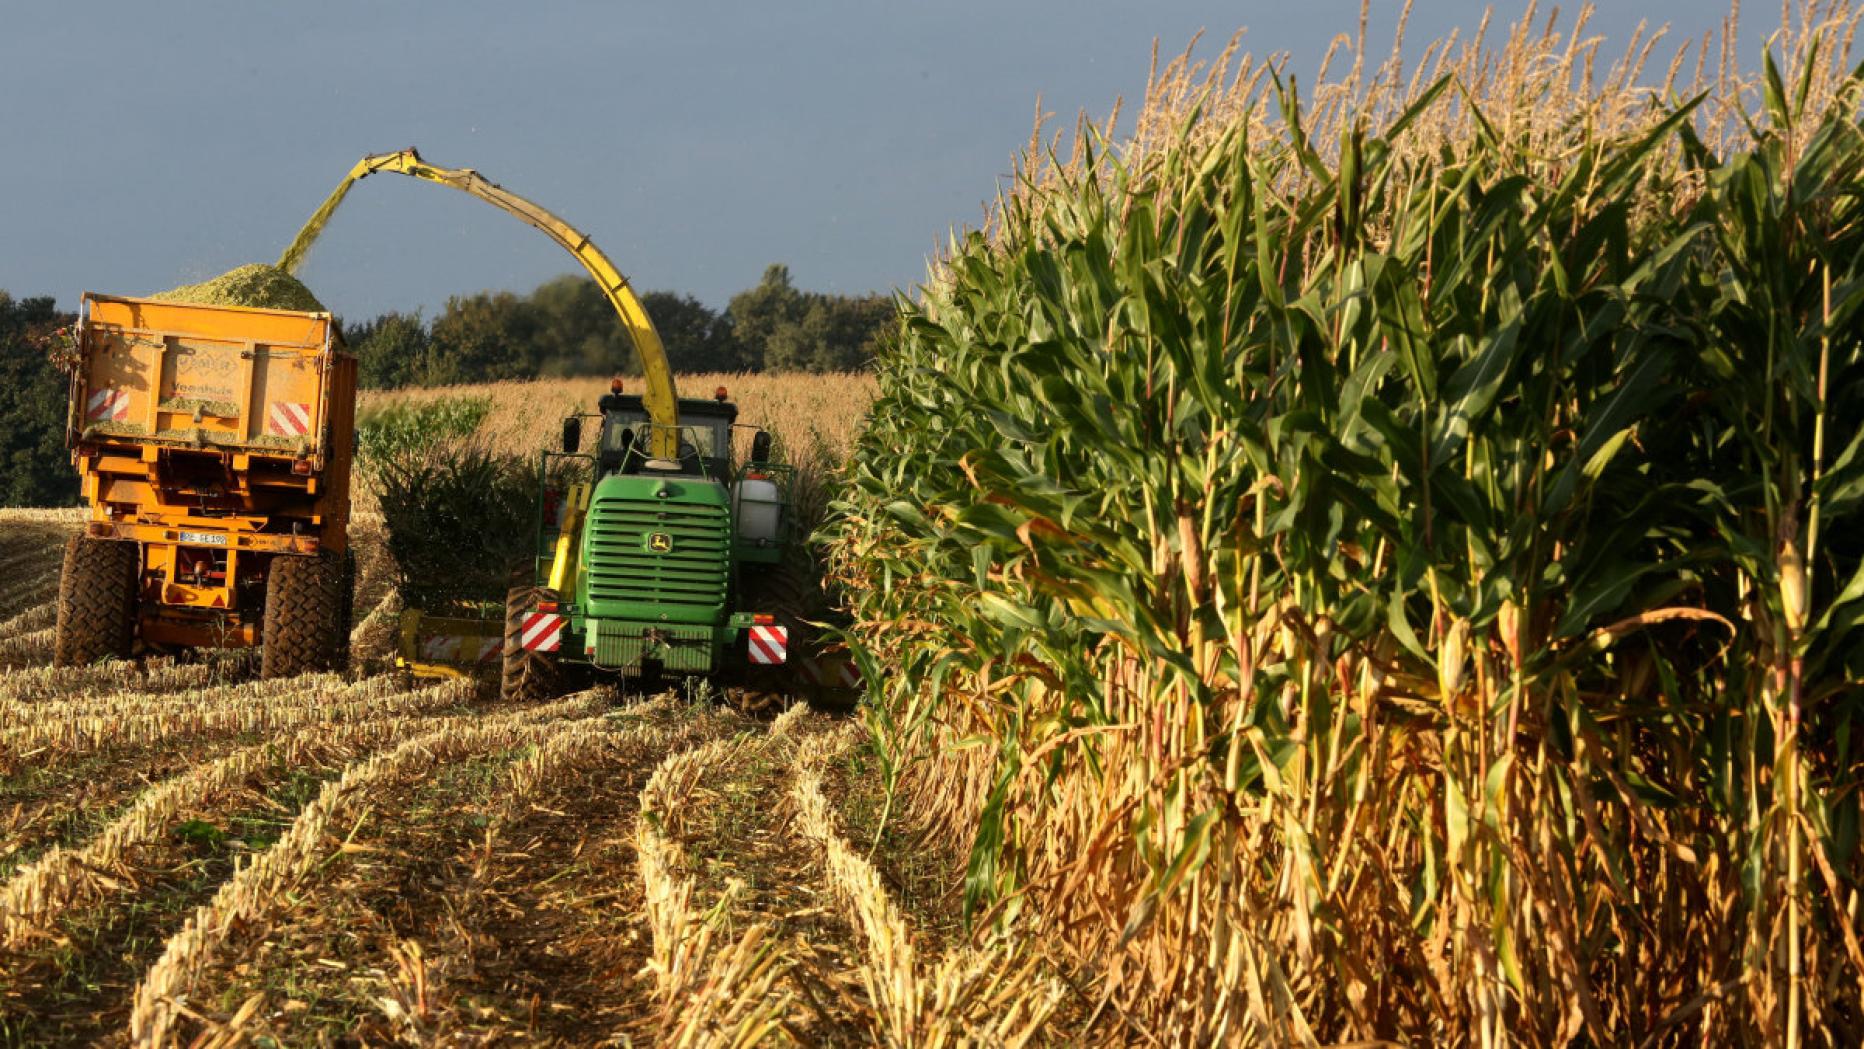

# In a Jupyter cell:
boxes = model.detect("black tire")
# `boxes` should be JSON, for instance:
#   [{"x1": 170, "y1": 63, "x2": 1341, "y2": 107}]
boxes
[
  {"x1": 53, "y1": 535, "x2": 140, "y2": 667},
  {"x1": 337, "y1": 550, "x2": 356, "y2": 668},
  {"x1": 502, "y1": 586, "x2": 560, "y2": 703},
  {"x1": 734, "y1": 557, "x2": 830, "y2": 713},
  {"x1": 261, "y1": 552, "x2": 347, "y2": 679}
]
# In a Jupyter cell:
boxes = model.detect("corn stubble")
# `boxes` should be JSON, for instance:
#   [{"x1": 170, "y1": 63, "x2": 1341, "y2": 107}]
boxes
[
  {"x1": 127, "y1": 690, "x2": 611, "y2": 1045},
  {"x1": 3, "y1": 497, "x2": 989, "y2": 1043},
  {"x1": 792, "y1": 726, "x2": 1063, "y2": 1047},
  {"x1": 0, "y1": 680, "x2": 477, "y2": 949},
  {"x1": 637, "y1": 731, "x2": 797, "y2": 1047},
  {"x1": 827, "y1": 2, "x2": 1864, "y2": 1044}
]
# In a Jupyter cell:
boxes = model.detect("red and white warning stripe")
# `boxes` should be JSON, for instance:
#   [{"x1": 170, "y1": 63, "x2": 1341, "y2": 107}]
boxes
[
  {"x1": 86, "y1": 388, "x2": 131, "y2": 423},
  {"x1": 267, "y1": 401, "x2": 313, "y2": 437},
  {"x1": 478, "y1": 637, "x2": 505, "y2": 664},
  {"x1": 748, "y1": 624, "x2": 789, "y2": 665},
  {"x1": 520, "y1": 612, "x2": 565, "y2": 652}
]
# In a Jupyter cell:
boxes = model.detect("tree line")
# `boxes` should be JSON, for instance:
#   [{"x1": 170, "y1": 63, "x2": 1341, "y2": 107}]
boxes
[
  {"x1": 347, "y1": 263, "x2": 892, "y2": 388},
  {"x1": 0, "y1": 292, "x2": 77, "y2": 506},
  {"x1": 0, "y1": 264, "x2": 891, "y2": 506}
]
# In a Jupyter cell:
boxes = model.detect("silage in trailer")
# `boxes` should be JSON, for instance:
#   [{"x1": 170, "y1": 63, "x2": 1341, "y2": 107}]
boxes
[{"x1": 150, "y1": 264, "x2": 327, "y2": 313}]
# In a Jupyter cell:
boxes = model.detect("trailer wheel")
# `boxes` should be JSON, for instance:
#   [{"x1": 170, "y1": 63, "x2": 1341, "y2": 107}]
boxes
[
  {"x1": 262, "y1": 552, "x2": 346, "y2": 679},
  {"x1": 337, "y1": 551, "x2": 356, "y2": 668},
  {"x1": 502, "y1": 586, "x2": 560, "y2": 702},
  {"x1": 53, "y1": 535, "x2": 140, "y2": 667}
]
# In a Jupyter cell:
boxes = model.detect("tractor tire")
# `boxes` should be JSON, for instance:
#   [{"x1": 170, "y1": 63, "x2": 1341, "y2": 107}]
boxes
[
  {"x1": 502, "y1": 586, "x2": 561, "y2": 703},
  {"x1": 734, "y1": 557, "x2": 830, "y2": 713},
  {"x1": 261, "y1": 552, "x2": 347, "y2": 679},
  {"x1": 53, "y1": 535, "x2": 140, "y2": 667}
]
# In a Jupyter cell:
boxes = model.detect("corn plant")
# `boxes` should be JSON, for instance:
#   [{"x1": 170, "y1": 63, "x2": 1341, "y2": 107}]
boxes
[
  {"x1": 827, "y1": 6, "x2": 1864, "y2": 1043},
  {"x1": 368, "y1": 437, "x2": 571, "y2": 613},
  {"x1": 355, "y1": 395, "x2": 491, "y2": 462}
]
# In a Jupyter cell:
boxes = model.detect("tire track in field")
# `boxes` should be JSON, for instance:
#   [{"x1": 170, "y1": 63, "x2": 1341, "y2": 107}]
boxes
[
  {"x1": 125, "y1": 692, "x2": 614, "y2": 1046},
  {"x1": 625, "y1": 705, "x2": 876, "y2": 1046},
  {"x1": 400, "y1": 702, "x2": 738, "y2": 1044},
  {"x1": 0, "y1": 684, "x2": 480, "y2": 1045},
  {"x1": 791, "y1": 729, "x2": 1064, "y2": 1048},
  {"x1": 0, "y1": 675, "x2": 471, "y2": 881},
  {"x1": 198, "y1": 697, "x2": 741, "y2": 1045}
]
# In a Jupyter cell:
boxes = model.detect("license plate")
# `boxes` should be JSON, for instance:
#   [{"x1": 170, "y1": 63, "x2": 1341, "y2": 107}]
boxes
[{"x1": 179, "y1": 530, "x2": 228, "y2": 546}]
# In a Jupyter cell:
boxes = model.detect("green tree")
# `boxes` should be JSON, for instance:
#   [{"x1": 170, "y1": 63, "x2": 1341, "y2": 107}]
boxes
[
  {"x1": 764, "y1": 292, "x2": 893, "y2": 372},
  {"x1": 344, "y1": 310, "x2": 428, "y2": 389},
  {"x1": 733, "y1": 264, "x2": 892, "y2": 372},
  {"x1": 424, "y1": 291, "x2": 542, "y2": 385},
  {"x1": 726, "y1": 264, "x2": 808, "y2": 370},
  {"x1": 335, "y1": 267, "x2": 888, "y2": 388},
  {"x1": 530, "y1": 274, "x2": 635, "y2": 376},
  {"x1": 0, "y1": 292, "x2": 79, "y2": 506},
  {"x1": 640, "y1": 290, "x2": 747, "y2": 372}
]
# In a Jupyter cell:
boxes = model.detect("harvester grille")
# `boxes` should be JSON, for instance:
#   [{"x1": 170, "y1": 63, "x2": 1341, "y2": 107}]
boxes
[{"x1": 584, "y1": 498, "x2": 730, "y2": 614}]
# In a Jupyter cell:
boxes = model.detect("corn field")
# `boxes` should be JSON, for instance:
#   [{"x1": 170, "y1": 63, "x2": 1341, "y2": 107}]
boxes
[
  {"x1": 827, "y1": 3, "x2": 1864, "y2": 1045},
  {"x1": 353, "y1": 373, "x2": 877, "y2": 609}
]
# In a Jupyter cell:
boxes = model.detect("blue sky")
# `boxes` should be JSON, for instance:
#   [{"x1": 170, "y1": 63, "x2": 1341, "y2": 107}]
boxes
[{"x1": 0, "y1": 2, "x2": 1745, "y2": 319}]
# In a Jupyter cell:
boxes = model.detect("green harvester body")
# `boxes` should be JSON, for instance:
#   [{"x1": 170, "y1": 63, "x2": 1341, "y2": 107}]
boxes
[{"x1": 530, "y1": 392, "x2": 794, "y2": 680}]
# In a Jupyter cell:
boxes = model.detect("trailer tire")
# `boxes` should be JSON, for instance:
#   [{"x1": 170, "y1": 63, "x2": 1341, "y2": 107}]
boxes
[
  {"x1": 502, "y1": 586, "x2": 560, "y2": 703},
  {"x1": 262, "y1": 552, "x2": 347, "y2": 679},
  {"x1": 53, "y1": 535, "x2": 140, "y2": 667},
  {"x1": 337, "y1": 551, "x2": 356, "y2": 665}
]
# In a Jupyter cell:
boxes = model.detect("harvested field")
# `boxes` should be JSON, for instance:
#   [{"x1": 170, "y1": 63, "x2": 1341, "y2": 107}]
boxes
[
  {"x1": 23, "y1": 1, "x2": 1852, "y2": 1042},
  {"x1": 0, "y1": 511, "x2": 1070, "y2": 1046}
]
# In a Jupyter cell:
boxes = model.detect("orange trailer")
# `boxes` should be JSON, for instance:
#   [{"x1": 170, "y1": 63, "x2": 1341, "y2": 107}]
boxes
[{"x1": 56, "y1": 294, "x2": 357, "y2": 677}]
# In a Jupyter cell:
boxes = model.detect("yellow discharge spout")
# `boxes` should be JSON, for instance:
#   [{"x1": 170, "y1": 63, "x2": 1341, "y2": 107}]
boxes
[{"x1": 279, "y1": 148, "x2": 680, "y2": 459}]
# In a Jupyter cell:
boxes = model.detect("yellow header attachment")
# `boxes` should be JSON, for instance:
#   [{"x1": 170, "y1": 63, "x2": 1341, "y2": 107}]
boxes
[{"x1": 281, "y1": 148, "x2": 680, "y2": 459}]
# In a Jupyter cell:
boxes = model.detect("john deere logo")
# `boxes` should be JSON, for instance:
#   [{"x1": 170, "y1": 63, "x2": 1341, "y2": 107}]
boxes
[{"x1": 647, "y1": 532, "x2": 674, "y2": 554}]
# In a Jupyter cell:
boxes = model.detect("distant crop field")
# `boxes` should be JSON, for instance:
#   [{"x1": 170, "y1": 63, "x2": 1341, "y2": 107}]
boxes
[{"x1": 358, "y1": 371, "x2": 878, "y2": 465}]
